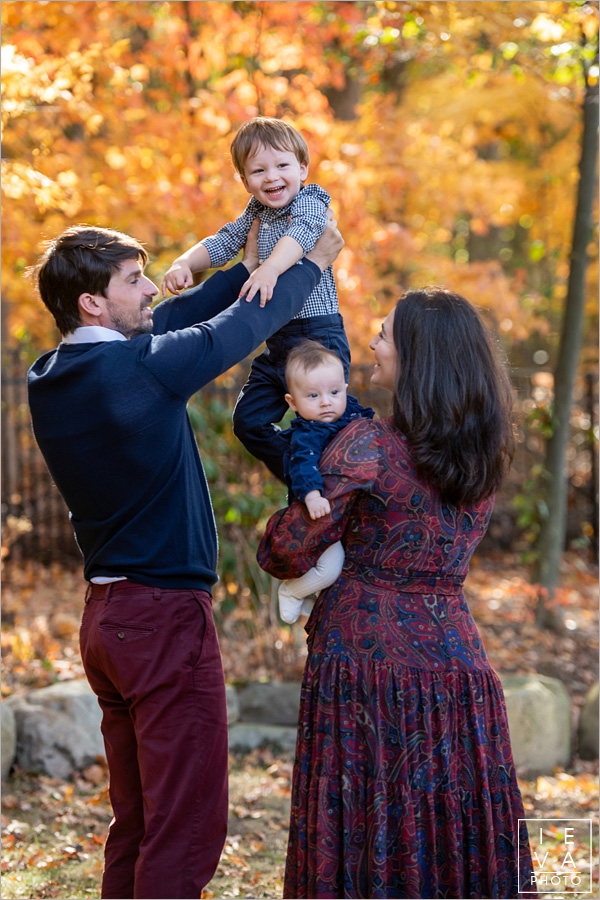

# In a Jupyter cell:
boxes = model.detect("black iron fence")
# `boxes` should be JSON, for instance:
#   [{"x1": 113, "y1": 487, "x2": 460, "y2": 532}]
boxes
[{"x1": 2, "y1": 346, "x2": 598, "y2": 569}]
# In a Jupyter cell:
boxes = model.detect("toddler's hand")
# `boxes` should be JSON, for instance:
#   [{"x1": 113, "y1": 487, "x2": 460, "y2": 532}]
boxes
[
  {"x1": 305, "y1": 493, "x2": 331, "y2": 520},
  {"x1": 239, "y1": 263, "x2": 278, "y2": 307},
  {"x1": 161, "y1": 263, "x2": 194, "y2": 298}
]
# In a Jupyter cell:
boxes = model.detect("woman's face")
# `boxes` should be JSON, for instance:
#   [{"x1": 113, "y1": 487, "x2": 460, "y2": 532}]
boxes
[{"x1": 369, "y1": 308, "x2": 397, "y2": 392}]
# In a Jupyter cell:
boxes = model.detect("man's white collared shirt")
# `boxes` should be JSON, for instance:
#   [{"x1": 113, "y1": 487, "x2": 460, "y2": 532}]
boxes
[{"x1": 62, "y1": 326, "x2": 127, "y2": 344}]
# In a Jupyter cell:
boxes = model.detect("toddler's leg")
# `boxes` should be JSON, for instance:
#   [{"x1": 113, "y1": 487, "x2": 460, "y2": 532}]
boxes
[
  {"x1": 232, "y1": 350, "x2": 289, "y2": 482},
  {"x1": 278, "y1": 542, "x2": 345, "y2": 624}
]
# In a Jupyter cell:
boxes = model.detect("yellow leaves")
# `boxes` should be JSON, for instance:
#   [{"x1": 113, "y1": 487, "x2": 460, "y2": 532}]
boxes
[
  {"x1": 104, "y1": 147, "x2": 127, "y2": 170},
  {"x1": 106, "y1": 37, "x2": 131, "y2": 60},
  {"x1": 1, "y1": 44, "x2": 30, "y2": 77},
  {"x1": 581, "y1": 9, "x2": 599, "y2": 41},
  {"x1": 85, "y1": 112, "x2": 104, "y2": 134},
  {"x1": 1, "y1": 0, "x2": 597, "y2": 354},
  {"x1": 1, "y1": 160, "x2": 81, "y2": 215},
  {"x1": 130, "y1": 63, "x2": 149, "y2": 83},
  {"x1": 531, "y1": 13, "x2": 566, "y2": 43},
  {"x1": 180, "y1": 168, "x2": 198, "y2": 186},
  {"x1": 195, "y1": 106, "x2": 231, "y2": 135},
  {"x1": 57, "y1": 170, "x2": 78, "y2": 188},
  {"x1": 109, "y1": 66, "x2": 129, "y2": 90},
  {"x1": 535, "y1": 771, "x2": 599, "y2": 801}
]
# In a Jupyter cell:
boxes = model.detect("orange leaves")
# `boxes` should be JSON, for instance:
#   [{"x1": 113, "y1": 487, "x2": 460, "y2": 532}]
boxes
[
  {"x1": 1, "y1": 566, "x2": 88, "y2": 698},
  {"x1": 1, "y1": 0, "x2": 598, "y2": 356}
]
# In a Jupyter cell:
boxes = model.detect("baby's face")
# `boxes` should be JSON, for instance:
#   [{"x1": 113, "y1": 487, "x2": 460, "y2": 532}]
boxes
[{"x1": 285, "y1": 358, "x2": 348, "y2": 424}]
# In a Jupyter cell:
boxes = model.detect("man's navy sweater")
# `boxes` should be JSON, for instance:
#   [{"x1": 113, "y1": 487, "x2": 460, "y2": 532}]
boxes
[{"x1": 27, "y1": 261, "x2": 320, "y2": 591}]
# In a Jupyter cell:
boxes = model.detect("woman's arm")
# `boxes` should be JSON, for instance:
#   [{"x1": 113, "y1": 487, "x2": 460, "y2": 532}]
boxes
[{"x1": 257, "y1": 419, "x2": 381, "y2": 579}]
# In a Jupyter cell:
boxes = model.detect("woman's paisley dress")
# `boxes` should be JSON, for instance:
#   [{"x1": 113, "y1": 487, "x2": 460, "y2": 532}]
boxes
[{"x1": 258, "y1": 417, "x2": 536, "y2": 899}]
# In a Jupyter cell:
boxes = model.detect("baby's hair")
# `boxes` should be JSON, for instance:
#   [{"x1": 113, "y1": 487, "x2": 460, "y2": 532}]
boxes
[
  {"x1": 231, "y1": 117, "x2": 310, "y2": 175},
  {"x1": 285, "y1": 339, "x2": 343, "y2": 387}
]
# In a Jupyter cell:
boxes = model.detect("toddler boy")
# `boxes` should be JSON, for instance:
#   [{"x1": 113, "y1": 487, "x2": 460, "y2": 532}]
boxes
[{"x1": 162, "y1": 117, "x2": 351, "y2": 481}]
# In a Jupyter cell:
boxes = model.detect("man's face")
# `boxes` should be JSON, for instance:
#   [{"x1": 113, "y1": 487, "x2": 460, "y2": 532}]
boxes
[{"x1": 100, "y1": 259, "x2": 158, "y2": 338}]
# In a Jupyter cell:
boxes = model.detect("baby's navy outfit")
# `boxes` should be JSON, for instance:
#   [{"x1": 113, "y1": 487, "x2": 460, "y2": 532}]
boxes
[{"x1": 284, "y1": 396, "x2": 375, "y2": 502}]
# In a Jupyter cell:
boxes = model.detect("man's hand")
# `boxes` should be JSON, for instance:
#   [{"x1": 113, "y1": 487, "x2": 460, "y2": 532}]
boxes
[
  {"x1": 305, "y1": 491, "x2": 331, "y2": 520},
  {"x1": 239, "y1": 262, "x2": 279, "y2": 307},
  {"x1": 241, "y1": 218, "x2": 260, "y2": 274},
  {"x1": 161, "y1": 263, "x2": 194, "y2": 298},
  {"x1": 305, "y1": 209, "x2": 344, "y2": 272}
]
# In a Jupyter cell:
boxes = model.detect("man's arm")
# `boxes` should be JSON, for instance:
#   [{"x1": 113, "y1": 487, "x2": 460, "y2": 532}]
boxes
[
  {"x1": 238, "y1": 235, "x2": 304, "y2": 307},
  {"x1": 161, "y1": 243, "x2": 213, "y2": 297},
  {"x1": 143, "y1": 215, "x2": 344, "y2": 397},
  {"x1": 160, "y1": 200, "x2": 260, "y2": 297},
  {"x1": 305, "y1": 210, "x2": 344, "y2": 270},
  {"x1": 151, "y1": 266, "x2": 249, "y2": 334},
  {"x1": 238, "y1": 193, "x2": 338, "y2": 307},
  {"x1": 151, "y1": 220, "x2": 262, "y2": 334}
]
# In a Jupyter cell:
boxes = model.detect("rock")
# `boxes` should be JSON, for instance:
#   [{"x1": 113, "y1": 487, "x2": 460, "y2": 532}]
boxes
[
  {"x1": 226, "y1": 683, "x2": 240, "y2": 725},
  {"x1": 577, "y1": 682, "x2": 599, "y2": 760},
  {"x1": 7, "y1": 680, "x2": 104, "y2": 779},
  {"x1": 500, "y1": 674, "x2": 571, "y2": 776},
  {"x1": 238, "y1": 681, "x2": 301, "y2": 726},
  {"x1": 228, "y1": 722, "x2": 298, "y2": 753},
  {"x1": 1, "y1": 702, "x2": 16, "y2": 780}
]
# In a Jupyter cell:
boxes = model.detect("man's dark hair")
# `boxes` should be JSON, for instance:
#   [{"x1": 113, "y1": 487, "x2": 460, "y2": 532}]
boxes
[
  {"x1": 31, "y1": 225, "x2": 148, "y2": 334},
  {"x1": 391, "y1": 287, "x2": 515, "y2": 506}
]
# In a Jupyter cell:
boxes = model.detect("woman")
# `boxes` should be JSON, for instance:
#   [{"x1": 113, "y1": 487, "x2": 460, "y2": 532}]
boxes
[{"x1": 257, "y1": 288, "x2": 536, "y2": 899}]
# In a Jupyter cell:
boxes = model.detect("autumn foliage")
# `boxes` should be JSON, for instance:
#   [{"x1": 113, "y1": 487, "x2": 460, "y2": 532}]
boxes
[{"x1": 1, "y1": 0, "x2": 598, "y2": 361}]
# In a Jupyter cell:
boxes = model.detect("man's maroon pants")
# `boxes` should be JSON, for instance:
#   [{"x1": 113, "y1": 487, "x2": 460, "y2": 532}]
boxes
[{"x1": 80, "y1": 580, "x2": 229, "y2": 899}]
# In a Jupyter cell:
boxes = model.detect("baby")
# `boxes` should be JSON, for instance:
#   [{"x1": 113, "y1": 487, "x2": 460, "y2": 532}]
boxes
[
  {"x1": 278, "y1": 340, "x2": 374, "y2": 623},
  {"x1": 162, "y1": 117, "x2": 352, "y2": 484}
]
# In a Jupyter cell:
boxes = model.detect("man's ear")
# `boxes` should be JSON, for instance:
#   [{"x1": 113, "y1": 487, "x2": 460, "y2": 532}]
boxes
[
  {"x1": 284, "y1": 392, "x2": 297, "y2": 412},
  {"x1": 78, "y1": 292, "x2": 103, "y2": 320}
]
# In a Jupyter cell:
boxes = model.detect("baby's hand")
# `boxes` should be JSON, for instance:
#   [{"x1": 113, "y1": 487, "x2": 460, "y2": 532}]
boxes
[
  {"x1": 161, "y1": 263, "x2": 194, "y2": 298},
  {"x1": 239, "y1": 262, "x2": 279, "y2": 307},
  {"x1": 305, "y1": 491, "x2": 331, "y2": 520}
]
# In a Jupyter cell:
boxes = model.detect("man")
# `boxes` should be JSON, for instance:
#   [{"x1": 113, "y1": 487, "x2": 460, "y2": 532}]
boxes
[{"x1": 27, "y1": 216, "x2": 343, "y2": 900}]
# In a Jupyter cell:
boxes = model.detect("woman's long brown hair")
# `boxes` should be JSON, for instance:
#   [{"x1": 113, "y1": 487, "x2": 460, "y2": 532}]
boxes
[{"x1": 391, "y1": 288, "x2": 515, "y2": 506}]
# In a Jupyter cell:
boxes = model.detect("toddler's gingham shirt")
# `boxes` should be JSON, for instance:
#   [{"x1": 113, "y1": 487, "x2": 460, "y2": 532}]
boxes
[{"x1": 200, "y1": 184, "x2": 338, "y2": 319}]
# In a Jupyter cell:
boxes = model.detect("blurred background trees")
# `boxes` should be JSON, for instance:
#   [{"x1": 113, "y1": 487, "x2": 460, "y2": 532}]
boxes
[
  {"x1": 2, "y1": 0, "x2": 598, "y2": 625},
  {"x1": 2, "y1": 1, "x2": 598, "y2": 354}
]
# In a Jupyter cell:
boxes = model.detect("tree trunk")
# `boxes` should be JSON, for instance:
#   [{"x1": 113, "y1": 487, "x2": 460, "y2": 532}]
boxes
[{"x1": 534, "y1": 62, "x2": 599, "y2": 629}]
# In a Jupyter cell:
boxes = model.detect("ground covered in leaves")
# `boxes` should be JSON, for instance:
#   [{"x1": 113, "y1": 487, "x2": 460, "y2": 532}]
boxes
[
  {"x1": 1, "y1": 748, "x2": 293, "y2": 900},
  {"x1": 1, "y1": 554, "x2": 598, "y2": 898},
  {"x1": 1, "y1": 749, "x2": 598, "y2": 899}
]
